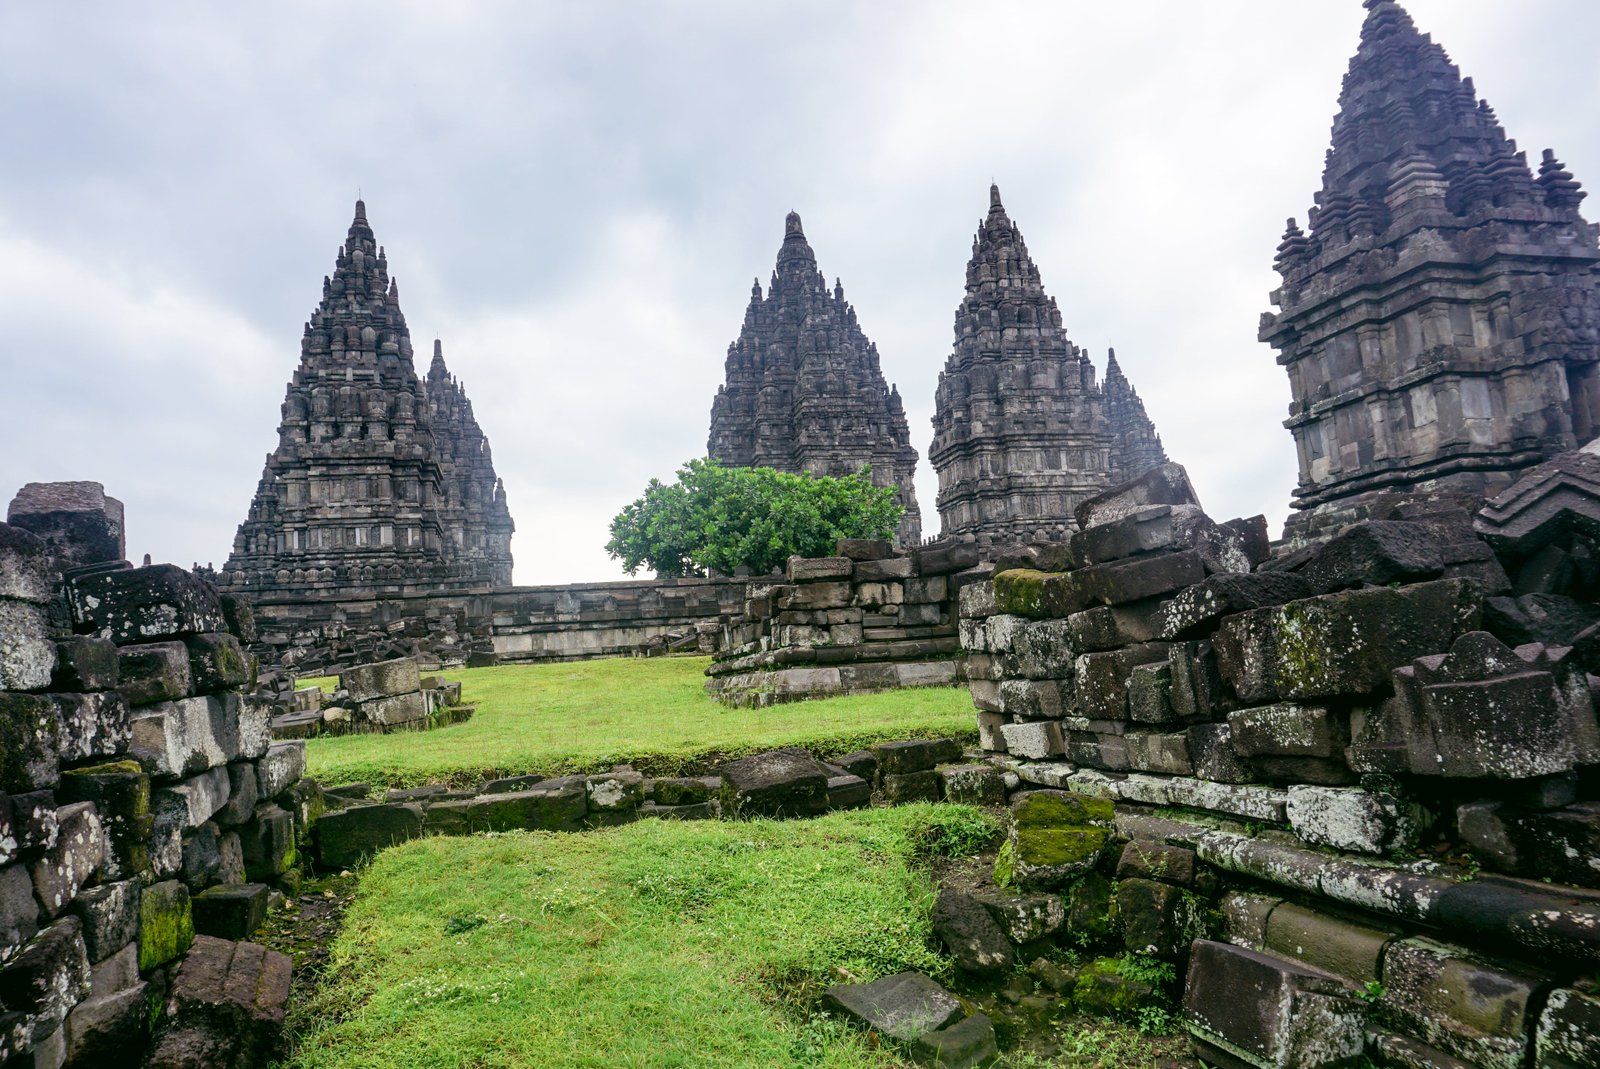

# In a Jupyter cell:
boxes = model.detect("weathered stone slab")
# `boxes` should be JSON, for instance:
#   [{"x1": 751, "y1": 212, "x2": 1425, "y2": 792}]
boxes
[
  {"x1": 1159, "y1": 573, "x2": 1315, "y2": 640},
  {"x1": 339, "y1": 657, "x2": 421, "y2": 702},
  {"x1": 1076, "y1": 463, "x2": 1201, "y2": 530},
  {"x1": 30, "y1": 804, "x2": 103, "y2": 919},
  {"x1": 976, "y1": 892, "x2": 1065, "y2": 945},
  {"x1": 1215, "y1": 579, "x2": 1481, "y2": 703},
  {"x1": 471, "y1": 776, "x2": 588, "y2": 833},
  {"x1": 159, "y1": 935, "x2": 291, "y2": 1068},
  {"x1": 192, "y1": 884, "x2": 270, "y2": 941},
  {"x1": 1537, "y1": 987, "x2": 1600, "y2": 1069},
  {"x1": 315, "y1": 804, "x2": 424, "y2": 870},
  {"x1": 1354, "y1": 633, "x2": 1600, "y2": 780},
  {"x1": 939, "y1": 764, "x2": 1007, "y2": 806},
  {"x1": 1381, "y1": 938, "x2": 1545, "y2": 1069},
  {"x1": 998, "y1": 721, "x2": 1064, "y2": 760},
  {"x1": 0, "y1": 600, "x2": 56, "y2": 692},
  {"x1": 50, "y1": 637, "x2": 119, "y2": 692},
  {"x1": 0, "y1": 694, "x2": 61, "y2": 793},
  {"x1": 73, "y1": 880, "x2": 140, "y2": 965},
  {"x1": 0, "y1": 917, "x2": 90, "y2": 1049},
  {"x1": 998, "y1": 791, "x2": 1113, "y2": 891},
  {"x1": 256, "y1": 742, "x2": 306, "y2": 800},
  {"x1": 0, "y1": 523, "x2": 57, "y2": 604},
  {"x1": 824, "y1": 971, "x2": 964, "y2": 1043},
  {"x1": 1183, "y1": 939, "x2": 1365, "y2": 1069},
  {"x1": 932, "y1": 890, "x2": 1013, "y2": 975},
  {"x1": 184, "y1": 632, "x2": 252, "y2": 692},
  {"x1": 872, "y1": 738, "x2": 961, "y2": 775},
  {"x1": 910, "y1": 1012, "x2": 998, "y2": 1069},
  {"x1": 70, "y1": 563, "x2": 226, "y2": 643},
  {"x1": 138, "y1": 880, "x2": 193, "y2": 972},
  {"x1": 1264, "y1": 902, "x2": 1395, "y2": 986},
  {"x1": 240, "y1": 804, "x2": 296, "y2": 881},
  {"x1": 1287, "y1": 786, "x2": 1415, "y2": 855},
  {"x1": 7, "y1": 482, "x2": 124, "y2": 568},
  {"x1": 116, "y1": 641, "x2": 192, "y2": 706}
]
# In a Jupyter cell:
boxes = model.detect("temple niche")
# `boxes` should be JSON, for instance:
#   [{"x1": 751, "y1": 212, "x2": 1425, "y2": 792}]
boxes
[
  {"x1": 707, "y1": 212, "x2": 923, "y2": 547},
  {"x1": 929, "y1": 185, "x2": 1166, "y2": 548},
  {"x1": 222, "y1": 201, "x2": 513, "y2": 591},
  {"x1": 1263, "y1": 0, "x2": 1600, "y2": 544}
]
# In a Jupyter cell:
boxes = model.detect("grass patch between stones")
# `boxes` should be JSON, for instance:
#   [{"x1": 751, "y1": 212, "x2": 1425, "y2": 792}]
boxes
[
  {"x1": 304, "y1": 657, "x2": 976, "y2": 788},
  {"x1": 284, "y1": 804, "x2": 988, "y2": 1068}
]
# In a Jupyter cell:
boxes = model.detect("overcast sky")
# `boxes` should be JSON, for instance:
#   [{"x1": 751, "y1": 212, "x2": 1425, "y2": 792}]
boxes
[{"x1": 3, "y1": 1, "x2": 1598, "y2": 585}]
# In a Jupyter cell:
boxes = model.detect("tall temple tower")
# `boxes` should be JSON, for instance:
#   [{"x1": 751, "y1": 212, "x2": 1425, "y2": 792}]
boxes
[
  {"x1": 222, "y1": 201, "x2": 514, "y2": 590},
  {"x1": 426, "y1": 340, "x2": 516, "y2": 585},
  {"x1": 930, "y1": 185, "x2": 1165, "y2": 546},
  {"x1": 1263, "y1": 0, "x2": 1600, "y2": 543},
  {"x1": 708, "y1": 212, "x2": 923, "y2": 546}
]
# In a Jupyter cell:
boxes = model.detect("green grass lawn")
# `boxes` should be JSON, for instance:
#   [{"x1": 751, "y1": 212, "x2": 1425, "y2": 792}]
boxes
[
  {"x1": 286, "y1": 804, "x2": 995, "y2": 1069},
  {"x1": 305, "y1": 657, "x2": 977, "y2": 788}
]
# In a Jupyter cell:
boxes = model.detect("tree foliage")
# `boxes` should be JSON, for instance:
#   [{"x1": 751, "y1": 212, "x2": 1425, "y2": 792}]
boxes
[{"x1": 606, "y1": 458, "x2": 904, "y2": 578}]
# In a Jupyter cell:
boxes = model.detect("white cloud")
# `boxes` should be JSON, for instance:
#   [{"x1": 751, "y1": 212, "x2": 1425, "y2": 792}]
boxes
[{"x1": 3, "y1": 0, "x2": 1599, "y2": 583}]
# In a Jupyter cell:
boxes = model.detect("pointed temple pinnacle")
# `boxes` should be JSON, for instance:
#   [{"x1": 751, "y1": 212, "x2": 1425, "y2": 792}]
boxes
[
  {"x1": 431, "y1": 338, "x2": 448, "y2": 378},
  {"x1": 785, "y1": 211, "x2": 804, "y2": 238},
  {"x1": 1361, "y1": 0, "x2": 1418, "y2": 43},
  {"x1": 990, "y1": 183, "x2": 1003, "y2": 211}
]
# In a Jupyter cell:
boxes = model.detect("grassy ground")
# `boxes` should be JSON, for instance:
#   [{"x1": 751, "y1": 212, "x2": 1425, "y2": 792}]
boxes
[
  {"x1": 284, "y1": 804, "x2": 996, "y2": 1069},
  {"x1": 304, "y1": 657, "x2": 976, "y2": 788}
]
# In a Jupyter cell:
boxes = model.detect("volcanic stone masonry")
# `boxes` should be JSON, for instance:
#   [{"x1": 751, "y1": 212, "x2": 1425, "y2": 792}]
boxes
[
  {"x1": 2, "y1": 481, "x2": 322, "y2": 1068},
  {"x1": 707, "y1": 211, "x2": 923, "y2": 547},
  {"x1": 1264, "y1": 0, "x2": 1600, "y2": 546},
  {"x1": 220, "y1": 200, "x2": 514, "y2": 601},
  {"x1": 954, "y1": 451, "x2": 1600, "y2": 1069},
  {"x1": 705, "y1": 538, "x2": 982, "y2": 706},
  {"x1": 930, "y1": 185, "x2": 1167, "y2": 550}
]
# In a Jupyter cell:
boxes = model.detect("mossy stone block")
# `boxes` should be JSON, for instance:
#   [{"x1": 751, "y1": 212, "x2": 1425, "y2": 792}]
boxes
[{"x1": 138, "y1": 879, "x2": 193, "y2": 972}]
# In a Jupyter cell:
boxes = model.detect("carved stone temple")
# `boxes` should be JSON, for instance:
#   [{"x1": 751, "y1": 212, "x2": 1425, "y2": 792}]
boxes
[
  {"x1": 1263, "y1": 0, "x2": 1600, "y2": 544},
  {"x1": 707, "y1": 212, "x2": 923, "y2": 547},
  {"x1": 929, "y1": 185, "x2": 1166, "y2": 547},
  {"x1": 221, "y1": 201, "x2": 514, "y2": 595}
]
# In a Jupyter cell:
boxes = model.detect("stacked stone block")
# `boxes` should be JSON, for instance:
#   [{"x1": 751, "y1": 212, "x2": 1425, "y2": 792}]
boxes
[
  {"x1": 705, "y1": 539, "x2": 979, "y2": 706},
  {"x1": 1, "y1": 485, "x2": 315, "y2": 1068},
  {"x1": 956, "y1": 459, "x2": 1600, "y2": 1069}
]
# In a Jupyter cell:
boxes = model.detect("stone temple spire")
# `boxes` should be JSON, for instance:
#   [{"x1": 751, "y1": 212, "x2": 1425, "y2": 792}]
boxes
[
  {"x1": 221, "y1": 201, "x2": 514, "y2": 592},
  {"x1": 1261, "y1": 0, "x2": 1600, "y2": 544},
  {"x1": 931, "y1": 185, "x2": 1165, "y2": 547},
  {"x1": 707, "y1": 211, "x2": 923, "y2": 547},
  {"x1": 1102, "y1": 348, "x2": 1167, "y2": 485},
  {"x1": 425, "y1": 340, "x2": 516, "y2": 586}
]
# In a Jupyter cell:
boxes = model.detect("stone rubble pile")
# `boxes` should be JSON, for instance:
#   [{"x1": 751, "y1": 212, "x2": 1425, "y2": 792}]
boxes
[
  {"x1": 706, "y1": 539, "x2": 980, "y2": 706},
  {"x1": 268, "y1": 657, "x2": 471, "y2": 739},
  {"x1": 949, "y1": 460, "x2": 1600, "y2": 1069},
  {"x1": 1, "y1": 482, "x2": 320, "y2": 1068}
]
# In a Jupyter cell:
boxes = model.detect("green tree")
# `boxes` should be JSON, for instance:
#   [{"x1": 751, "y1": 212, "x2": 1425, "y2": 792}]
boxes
[{"x1": 606, "y1": 458, "x2": 904, "y2": 578}]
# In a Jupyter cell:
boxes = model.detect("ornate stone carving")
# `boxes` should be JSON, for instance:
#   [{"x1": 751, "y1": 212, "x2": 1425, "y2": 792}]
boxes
[
  {"x1": 707, "y1": 212, "x2": 922, "y2": 547},
  {"x1": 1264, "y1": 0, "x2": 1600, "y2": 545}
]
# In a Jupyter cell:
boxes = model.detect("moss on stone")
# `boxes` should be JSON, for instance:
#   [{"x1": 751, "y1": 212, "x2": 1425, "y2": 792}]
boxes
[
  {"x1": 1014, "y1": 791, "x2": 1114, "y2": 828},
  {"x1": 1016, "y1": 826, "x2": 1108, "y2": 867},
  {"x1": 139, "y1": 880, "x2": 194, "y2": 972},
  {"x1": 994, "y1": 837, "x2": 1017, "y2": 888},
  {"x1": 993, "y1": 569, "x2": 1054, "y2": 619},
  {"x1": 62, "y1": 759, "x2": 143, "y2": 778}
]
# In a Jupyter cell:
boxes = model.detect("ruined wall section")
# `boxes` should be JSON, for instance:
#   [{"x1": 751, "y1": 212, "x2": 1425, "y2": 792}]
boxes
[
  {"x1": 2, "y1": 485, "x2": 319, "y2": 1067},
  {"x1": 706, "y1": 539, "x2": 980, "y2": 706},
  {"x1": 956, "y1": 456, "x2": 1600, "y2": 1069}
]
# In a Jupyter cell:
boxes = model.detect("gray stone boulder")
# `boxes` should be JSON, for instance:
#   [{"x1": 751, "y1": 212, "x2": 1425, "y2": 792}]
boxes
[
  {"x1": 824, "y1": 970, "x2": 963, "y2": 1043},
  {"x1": 315, "y1": 803, "x2": 423, "y2": 870},
  {"x1": 931, "y1": 890, "x2": 1013, "y2": 976},
  {"x1": 6, "y1": 482, "x2": 125, "y2": 568},
  {"x1": 718, "y1": 749, "x2": 831, "y2": 818},
  {"x1": 1183, "y1": 940, "x2": 1365, "y2": 1069},
  {"x1": 69, "y1": 564, "x2": 226, "y2": 644}
]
